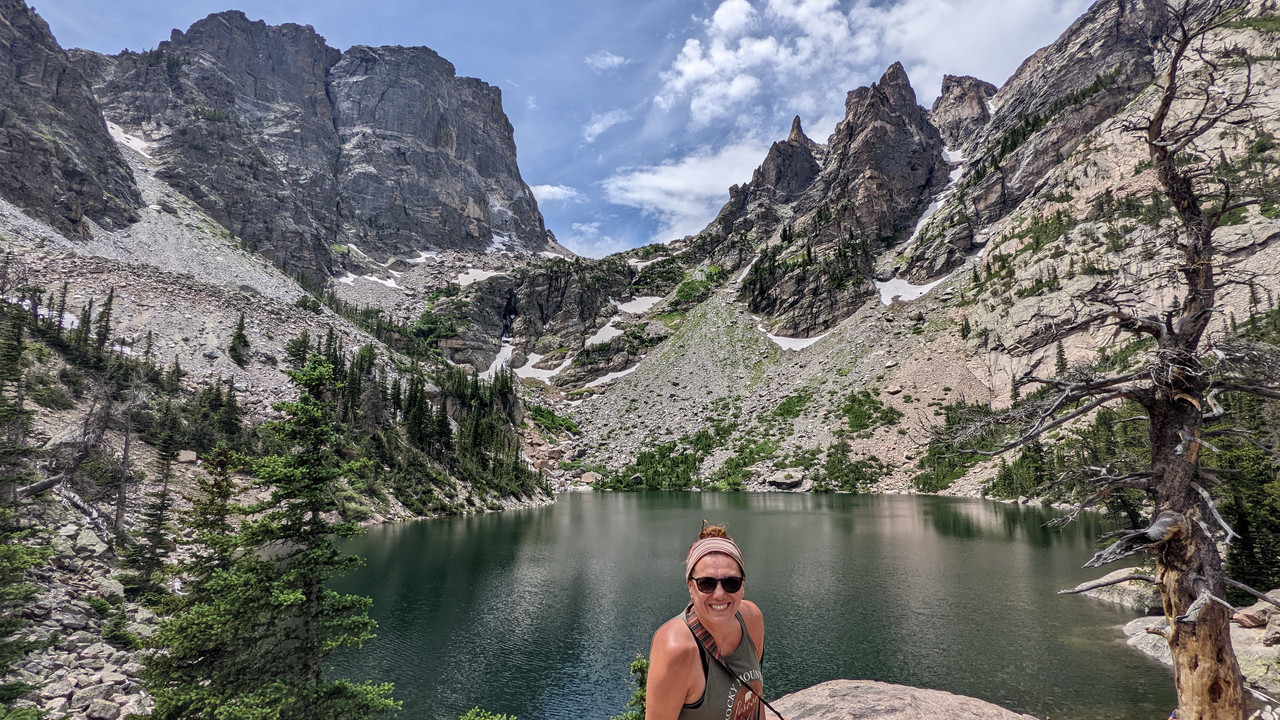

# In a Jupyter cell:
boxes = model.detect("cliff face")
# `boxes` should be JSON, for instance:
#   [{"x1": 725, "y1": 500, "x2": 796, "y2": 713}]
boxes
[
  {"x1": 78, "y1": 11, "x2": 550, "y2": 279},
  {"x1": 0, "y1": 0, "x2": 141, "y2": 237},
  {"x1": 330, "y1": 46, "x2": 547, "y2": 258},
  {"x1": 903, "y1": 0, "x2": 1172, "y2": 279},
  {"x1": 703, "y1": 63, "x2": 946, "y2": 337},
  {"x1": 929, "y1": 75, "x2": 996, "y2": 155}
]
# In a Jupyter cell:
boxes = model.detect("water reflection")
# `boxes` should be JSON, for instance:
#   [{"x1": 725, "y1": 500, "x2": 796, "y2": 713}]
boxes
[{"x1": 332, "y1": 493, "x2": 1172, "y2": 720}]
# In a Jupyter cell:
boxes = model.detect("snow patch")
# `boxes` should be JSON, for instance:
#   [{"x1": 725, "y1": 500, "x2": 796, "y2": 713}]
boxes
[
  {"x1": 106, "y1": 122, "x2": 153, "y2": 159},
  {"x1": 514, "y1": 352, "x2": 573, "y2": 381},
  {"x1": 584, "y1": 320, "x2": 624, "y2": 347},
  {"x1": 457, "y1": 268, "x2": 504, "y2": 286},
  {"x1": 405, "y1": 251, "x2": 440, "y2": 264},
  {"x1": 943, "y1": 148, "x2": 966, "y2": 164},
  {"x1": 337, "y1": 273, "x2": 357, "y2": 285},
  {"x1": 613, "y1": 296, "x2": 662, "y2": 314},
  {"x1": 541, "y1": 251, "x2": 572, "y2": 260},
  {"x1": 487, "y1": 233, "x2": 514, "y2": 253},
  {"x1": 909, "y1": 145, "x2": 967, "y2": 243},
  {"x1": 346, "y1": 243, "x2": 373, "y2": 260},
  {"x1": 584, "y1": 363, "x2": 641, "y2": 388},
  {"x1": 480, "y1": 341, "x2": 516, "y2": 380},
  {"x1": 874, "y1": 276, "x2": 947, "y2": 305},
  {"x1": 362, "y1": 274, "x2": 400, "y2": 288},
  {"x1": 732, "y1": 256, "x2": 758, "y2": 284},
  {"x1": 628, "y1": 257, "x2": 667, "y2": 269},
  {"x1": 765, "y1": 330, "x2": 828, "y2": 351}
]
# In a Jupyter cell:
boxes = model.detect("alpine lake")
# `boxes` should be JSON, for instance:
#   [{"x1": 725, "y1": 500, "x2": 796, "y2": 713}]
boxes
[{"x1": 330, "y1": 492, "x2": 1176, "y2": 720}]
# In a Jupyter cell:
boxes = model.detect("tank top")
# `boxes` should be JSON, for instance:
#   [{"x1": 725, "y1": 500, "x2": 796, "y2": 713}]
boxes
[{"x1": 679, "y1": 610, "x2": 763, "y2": 720}]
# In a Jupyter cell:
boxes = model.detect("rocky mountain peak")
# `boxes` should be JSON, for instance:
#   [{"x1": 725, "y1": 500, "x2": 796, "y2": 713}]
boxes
[
  {"x1": 0, "y1": 0, "x2": 141, "y2": 237},
  {"x1": 75, "y1": 10, "x2": 551, "y2": 279},
  {"x1": 929, "y1": 75, "x2": 996, "y2": 153},
  {"x1": 787, "y1": 115, "x2": 815, "y2": 147}
]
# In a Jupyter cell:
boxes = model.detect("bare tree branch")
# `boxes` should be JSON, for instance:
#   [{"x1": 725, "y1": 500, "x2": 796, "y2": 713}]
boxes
[
  {"x1": 1224, "y1": 578, "x2": 1280, "y2": 611},
  {"x1": 1059, "y1": 573, "x2": 1158, "y2": 595}
]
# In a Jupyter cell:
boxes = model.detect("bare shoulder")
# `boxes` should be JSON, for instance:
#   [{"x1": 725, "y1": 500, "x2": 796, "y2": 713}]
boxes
[{"x1": 651, "y1": 615, "x2": 699, "y2": 661}]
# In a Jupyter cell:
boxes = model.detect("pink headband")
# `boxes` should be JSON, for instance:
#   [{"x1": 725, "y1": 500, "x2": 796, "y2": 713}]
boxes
[{"x1": 685, "y1": 537, "x2": 745, "y2": 580}]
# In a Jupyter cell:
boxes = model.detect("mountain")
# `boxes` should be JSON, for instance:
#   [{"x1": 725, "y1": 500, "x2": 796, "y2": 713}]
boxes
[
  {"x1": 0, "y1": 0, "x2": 142, "y2": 237},
  {"x1": 71, "y1": 10, "x2": 557, "y2": 280}
]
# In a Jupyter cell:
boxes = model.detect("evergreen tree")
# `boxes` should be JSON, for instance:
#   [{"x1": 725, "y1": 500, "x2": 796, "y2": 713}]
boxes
[
  {"x1": 53, "y1": 281, "x2": 68, "y2": 340},
  {"x1": 228, "y1": 312, "x2": 249, "y2": 366},
  {"x1": 0, "y1": 305, "x2": 44, "y2": 712},
  {"x1": 145, "y1": 356, "x2": 398, "y2": 719},
  {"x1": 121, "y1": 402, "x2": 180, "y2": 600},
  {"x1": 95, "y1": 287, "x2": 115, "y2": 355}
]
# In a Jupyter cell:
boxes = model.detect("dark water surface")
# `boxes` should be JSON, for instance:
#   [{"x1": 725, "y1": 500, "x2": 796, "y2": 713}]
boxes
[{"x1": 331, "y1": 492, "x2": 1175, "y2": 720}]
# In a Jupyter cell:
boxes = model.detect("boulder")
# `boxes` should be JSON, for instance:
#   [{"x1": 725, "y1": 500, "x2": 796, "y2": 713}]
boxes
[
  {"x1": 86, "y1": 698, "x2": 120, "y2": 720},
  {"x1": 95, "y1": 575, "x2": 125, "y2": 603},
  {"x1": 765, "y1": 472, "x2": 803, "y2": 490},
  {"x1": 771, "y1": 679, "x2": 1036, "y2": 719},
  {"x1": 1076, "y1": 568, "x2": 1162, "y2": 614},
  {"x1": 74, "y1": 528, "x2": 108, "y2": 557},
  {"x1": 580, "y1": 472, "x2": 602, "y2": 485}
]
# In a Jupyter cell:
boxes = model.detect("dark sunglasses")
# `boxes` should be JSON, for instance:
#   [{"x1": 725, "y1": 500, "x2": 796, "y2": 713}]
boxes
[{"x1": 692, "y1": 576, "x2": 744, "y2": 594}]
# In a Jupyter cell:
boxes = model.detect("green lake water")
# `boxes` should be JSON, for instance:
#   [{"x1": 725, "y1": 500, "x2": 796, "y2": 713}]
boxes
[{"x1": 331, "y1": 491, "x2": 1176, "y2": 719}]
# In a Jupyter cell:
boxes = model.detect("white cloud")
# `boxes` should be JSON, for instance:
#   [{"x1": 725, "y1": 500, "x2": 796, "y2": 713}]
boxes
[
  {"x1": 709, "y1": 0, "x2": 757, "y2": 36},
  {"x1": 585, "y1": 51, "x2": 632, "y2": 73},
  {"x1": 560, "y1": 222, "x2": 631, "y2": 258},
  {"x1": 655, "y1": 0, "x2": 1093, "y2": 134},
  {"x1": 583, "y1": 110, "x2": 631, "y2": 143},
  {"x1": 602, "y1": 140, "x2": 768, "y2": 243},
  {"x1": 530, "y1": 184, "x2": 585, "y2": 204}
]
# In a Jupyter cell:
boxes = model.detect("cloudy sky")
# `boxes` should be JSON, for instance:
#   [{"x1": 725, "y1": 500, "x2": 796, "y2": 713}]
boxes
[{"x1": 36, "y1": 0, "x2": 1094, "y2": 257}]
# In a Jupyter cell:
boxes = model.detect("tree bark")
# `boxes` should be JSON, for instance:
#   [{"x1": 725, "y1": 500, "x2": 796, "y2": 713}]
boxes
[{"x1": 1149, "y1": 395, "x2": 1244, "y2": 720}]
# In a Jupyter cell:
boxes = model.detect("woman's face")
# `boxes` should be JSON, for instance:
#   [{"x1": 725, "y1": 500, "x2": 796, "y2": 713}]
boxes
[{"x1": 687, "y1": 552, "x2": 744, "y2": 623}]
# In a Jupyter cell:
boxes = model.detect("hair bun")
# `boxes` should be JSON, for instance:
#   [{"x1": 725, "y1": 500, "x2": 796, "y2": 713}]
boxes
[{"x1": 699, "y1": 520, "x2": 730, "y2": 540}]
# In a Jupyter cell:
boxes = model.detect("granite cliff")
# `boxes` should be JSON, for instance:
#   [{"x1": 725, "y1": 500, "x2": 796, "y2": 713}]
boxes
[
  {"x1": 73, "y1": 10, "x2": 554, "y2": 279},
  {"x1": 0, "y1": 0, "x2": 141, "y2": 238}
]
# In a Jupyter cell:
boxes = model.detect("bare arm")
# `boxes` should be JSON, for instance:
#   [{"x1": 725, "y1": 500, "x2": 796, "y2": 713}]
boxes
[{"x1": 645, "y1": 619, "x2": 700, "y2": 720}]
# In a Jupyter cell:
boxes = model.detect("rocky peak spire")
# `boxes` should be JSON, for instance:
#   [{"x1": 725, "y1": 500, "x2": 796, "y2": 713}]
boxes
[{"x1": 788, "y1": 115, "x2": 809, "y2": 145}]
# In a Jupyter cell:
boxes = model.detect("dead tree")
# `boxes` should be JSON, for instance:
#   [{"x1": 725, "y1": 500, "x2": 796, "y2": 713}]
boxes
[{"x1": 950, "y1": 4, "x2": 1278, "y2": 719}]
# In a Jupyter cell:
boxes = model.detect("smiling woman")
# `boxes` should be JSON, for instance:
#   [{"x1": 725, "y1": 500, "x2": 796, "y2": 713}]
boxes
[{"x1": 646, "y1": 524, "x2": 772, "y2": 720}]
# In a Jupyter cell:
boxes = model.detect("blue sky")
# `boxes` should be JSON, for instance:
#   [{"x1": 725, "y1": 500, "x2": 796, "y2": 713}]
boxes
[{"x1": 35, "y1": 0, "x2": 1093, "y2": 257}]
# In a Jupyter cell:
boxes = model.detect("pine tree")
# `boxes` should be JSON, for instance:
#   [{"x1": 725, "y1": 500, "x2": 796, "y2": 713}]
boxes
[
  {"x1": 53, "y1": 281, "x2": 68, "y2": 339},
  {"x1": 1054, "y1": 341, "x2": 1068, "y2": 377},
  {"x1": 145, "y1": 356, "x2": 398, "y2": 719},
  {"x1": 228, "y1": 312, "x2": 249, "y2": 366},
  {"x1": 121, "y1": 402, "x2": 180, "y2": 600},
  {"x1": 0, "y1": 304, "x2": 44, "y2": 711},
  {"x1": 95, "y1": 287, "x2": 115, "y2": 355}
]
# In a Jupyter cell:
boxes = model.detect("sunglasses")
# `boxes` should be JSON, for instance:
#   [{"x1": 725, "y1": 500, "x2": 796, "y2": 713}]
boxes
[{"x1": 691, "y1": 575, "x2": 744, "y2": 594}]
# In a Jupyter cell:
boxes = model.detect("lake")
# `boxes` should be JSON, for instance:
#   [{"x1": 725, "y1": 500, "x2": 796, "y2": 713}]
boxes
[{"x1": 331, "y1": 492, "x2": 1175, "y2": 719}]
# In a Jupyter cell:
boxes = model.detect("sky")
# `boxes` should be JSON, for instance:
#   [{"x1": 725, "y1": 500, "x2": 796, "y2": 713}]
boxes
[{"x1": 34, "y1": 0, "x2": 1095, "y2": 258}]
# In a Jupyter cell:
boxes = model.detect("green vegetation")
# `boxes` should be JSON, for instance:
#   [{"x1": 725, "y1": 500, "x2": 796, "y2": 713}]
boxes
[
  {"x1": 459, "y1": 709, "x2": 517, "y2": 720},
  {"x1": 145, "y1": 358, "x2": 399, "y2": 719},
  {"x1": 673, "y1": 265, "x2": 727, "y2": 308},
  {"x1": 965, "y1": 66, "x2": 1124, "y2": 188},
  {"x1": 227, "y1": 311, "x2": 249, "y2": 366},
  {"x1": 610, "y1": 655, "x2": 649, "y2": 720},
  {"x1": 841, "y1": 390, "x2": 903, "y2": 432},
  {"x1": 528, "y1": 403, "x2": 579, "y2": 435}
]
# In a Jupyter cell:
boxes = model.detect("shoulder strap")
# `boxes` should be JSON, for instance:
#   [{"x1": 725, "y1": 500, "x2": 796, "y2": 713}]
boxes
[{"x1": 683, "y1": 605, "x2": 786, "y2": 720}]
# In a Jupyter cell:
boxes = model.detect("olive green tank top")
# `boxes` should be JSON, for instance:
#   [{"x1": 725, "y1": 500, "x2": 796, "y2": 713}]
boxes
[{"x1": 679, "y1": 612, "x2": 763, "y2": 720}]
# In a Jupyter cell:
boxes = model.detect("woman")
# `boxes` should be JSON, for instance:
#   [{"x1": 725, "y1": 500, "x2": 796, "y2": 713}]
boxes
[{"x1": 646, "y1": 524, "x2": 767, "y2": 720}]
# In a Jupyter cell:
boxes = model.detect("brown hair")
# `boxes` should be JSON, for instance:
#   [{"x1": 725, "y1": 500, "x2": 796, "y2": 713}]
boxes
[{"x1": 698, "y1": 520, "x2": 731, "y2": 540}]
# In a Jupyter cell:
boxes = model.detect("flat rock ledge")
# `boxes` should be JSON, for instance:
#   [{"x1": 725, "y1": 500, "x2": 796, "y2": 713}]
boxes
[{"x1": 772, "y1": 679, "x2": 1036, "y2": 719}]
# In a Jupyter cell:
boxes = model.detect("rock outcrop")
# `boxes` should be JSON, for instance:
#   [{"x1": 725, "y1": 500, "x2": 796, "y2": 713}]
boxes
[
  {"x1": 928, "y1": 75, "x2": 996, "y2": 154},
  {"x1": 77, "y1": 11, "x2": 552, "y2": 279},
  {"x1": 0, "y1": 0, "x2": 142, "y2": 238},
  {"x1": 903, "y1": 0, "x2": 1172, "y2": 279},
  {"x1": 771, "y1": 679, "x2": 1037, "y2": 719},
  {"x1": 704, "y1": 63, "x2": 947, "y2": 337}
]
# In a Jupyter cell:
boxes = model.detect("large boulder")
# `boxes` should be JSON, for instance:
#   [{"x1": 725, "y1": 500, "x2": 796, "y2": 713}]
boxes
[{"x1": 771, "y1": 679, "x2": 1036, "y2": 719}]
